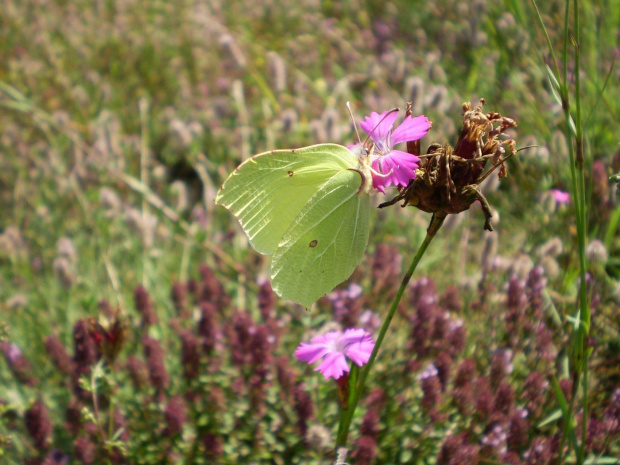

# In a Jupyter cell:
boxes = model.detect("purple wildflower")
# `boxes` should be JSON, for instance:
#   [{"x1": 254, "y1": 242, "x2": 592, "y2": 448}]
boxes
[
  {"x1": 481, "y1": 424, "x2": 508, "y2": 456},
  {"x1": 351, "y1": 435, "x2": 378, "y2": 465},
  {"x1": 360, "y1": 409, "x2": 380, "y2": 440},
  {"x1": 550, "y1": 189, "x2": 570, "y2": 204},
  {"x1": 490, "y1": 349, "x2": 513, "y2": 390},
  {"x1": 258, "y1": 279, "x2": 276, "y2": 321},
  {"x1": 1, "y1": 341, "x2": 35, "y2": 385},
  {"x1": 170, "y1": 282, "x2": 188, "y2": 316},
  {"x1": 198, "y1": 301, "x2": 218, "y2": 355},
  {"x1": 125, "y1": 355, "x2": 149, "y2": 389},
  {"x1": 134, "y1": 285, "x2": 158, "y2": 327},
  {"x1": 523, "y1": 436, "x2": 554, "y2": 464},
  {"x1": 507, "y1": 408, "x2": 529, "y2": 451},
  {"x1": 74, "y1": 436, "x2": 96, "y2": 464},
  {"x1": 25, "y1": 399, "x2": 52, "y2": 451},
  {"x1": 179, "y1": 330, "x2": 200, "y2": 381},
  {"x1": 276, "y1": 356, "x2": 297, "y2": 400},
  {"x1": 142, "y1": 335, "x2": 169, "y2": 391},
  {"x1": 327, "y1": 283, "x2": 364, "y2": 329},
  {"x1": 42, "y1": 449, "x2": 69, "y2": 465},
  {"x1": 293, "y1": 383, "x2": 314, "y2": 438},
  {"x1": 45, "y1": 336, "x2": 75, "y2": 375},
  {"x1": 202, "y1": 433, "x2": 224, "y2": 458},
  {"x1": 357, "y1": 110, "x2": 431, "y2": 193},
  {"x1": 295, "y1": 328, "x2": 374, "y2": 380},
  {"x1": 164, "y1": 396, "x2": 187, "y2": 436}
]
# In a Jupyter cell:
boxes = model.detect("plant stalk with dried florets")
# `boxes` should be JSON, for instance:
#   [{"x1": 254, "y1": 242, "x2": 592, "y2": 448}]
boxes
[{"x1": 335, "y1": 99, "x2": 520, "y2": 460}]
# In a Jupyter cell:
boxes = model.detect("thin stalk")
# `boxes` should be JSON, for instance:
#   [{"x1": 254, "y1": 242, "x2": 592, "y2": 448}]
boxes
[
  {"x1": 530, "y1": 0, "x2": 562, "y2": 80},
  {"x1": 572, "y1": 1, "x2": 590, "y2": 461},
  {"x1": 335, "y1": 214, "x2": 445, "y2": 449}
]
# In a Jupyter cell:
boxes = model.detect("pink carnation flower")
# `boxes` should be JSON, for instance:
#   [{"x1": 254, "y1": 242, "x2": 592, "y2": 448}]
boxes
[
  {"x1": 295, "y1": 328, "x2": 374, "y2": 380},
  {"x1": 358, "y1": 111, "x2": 431, "y2": 193},
  {"x1": 550, "y1": 189, "x2": 570, "y2": 204}
]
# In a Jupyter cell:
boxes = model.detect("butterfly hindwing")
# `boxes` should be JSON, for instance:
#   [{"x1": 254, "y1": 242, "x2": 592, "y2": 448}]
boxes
[{"x1": 270, "y1": 169, "x2": 371, "y2": 307}]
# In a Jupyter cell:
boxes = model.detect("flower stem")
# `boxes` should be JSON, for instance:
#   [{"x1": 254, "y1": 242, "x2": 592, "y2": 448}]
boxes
[{"x1": 335, "y1": 213, "x2": 445, "y2": 449}]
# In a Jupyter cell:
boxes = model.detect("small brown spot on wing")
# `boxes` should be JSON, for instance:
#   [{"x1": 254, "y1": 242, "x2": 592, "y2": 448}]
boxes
[
  {"x1": 288, "y1": 171, "x2": 294, "y2": 177},
  {"x1": 309, "y1": 239, "x2": 318, "y2": 248}
]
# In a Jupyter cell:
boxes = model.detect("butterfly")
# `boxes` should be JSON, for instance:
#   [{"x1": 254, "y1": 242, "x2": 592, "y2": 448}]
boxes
[{"x1": 215, "y1": 143, "x2": 373, "y2": 308}]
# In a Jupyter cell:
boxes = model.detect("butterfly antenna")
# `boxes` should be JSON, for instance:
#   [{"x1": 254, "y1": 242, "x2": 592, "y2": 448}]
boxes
[
  {"x1": 362, "y1": 107, "x2": 399, "y2": 147},
  {"x1": 346, "y1": 101, "x2": 363, "y2": 145}
]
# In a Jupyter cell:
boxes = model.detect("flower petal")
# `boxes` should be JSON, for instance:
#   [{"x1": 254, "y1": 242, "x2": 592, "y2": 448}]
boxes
[
  {"x1": 550, "y1": 189, "x2": 570, "y2": 204},
  {"x1": 390, "y1": 115, "x2": 431, "y2": 146},
  {"x1": 310, "y1": 330, "x2": 340, "y2": 345},
  {"x1": 340, "y1": 328, "x2": 368, "y2": 344},
  {"x1": 316, "y1": 351, "x2": 350, "y2": 380},
  {"x1": 371, "y1": 151, "x2": 419, "y2": 191},
  {"x1": 345, "y1": 342, "x2": 374, "y2": 366},
  {"x1": 295, "y1": 342, "x2": 329, "y2": 364},
  {"x1": 360, "y1": 111, "x2": 398, "y2": 145},
  {"x1": 370, "y1": 171, "x2": 387, "y2": 193}
]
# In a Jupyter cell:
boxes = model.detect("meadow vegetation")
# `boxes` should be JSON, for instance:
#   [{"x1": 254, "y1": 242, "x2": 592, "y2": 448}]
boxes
[{"x1": 0, "y1": 0, "x2": 619, "y2": 463}]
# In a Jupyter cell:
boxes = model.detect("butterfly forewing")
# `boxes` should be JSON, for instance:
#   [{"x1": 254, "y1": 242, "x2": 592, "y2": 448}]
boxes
[
  {"x1": 215, "y1": 144, "x2": 359, "y2": 256},
  {"x1": 270, "y1": 169, "x2": 371, "y2": 308}
]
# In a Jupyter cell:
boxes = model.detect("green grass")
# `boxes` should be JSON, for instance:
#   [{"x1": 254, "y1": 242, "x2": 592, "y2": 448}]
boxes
[{"x1": 0, "y1": 0, "x2": 618, "y2": 463}]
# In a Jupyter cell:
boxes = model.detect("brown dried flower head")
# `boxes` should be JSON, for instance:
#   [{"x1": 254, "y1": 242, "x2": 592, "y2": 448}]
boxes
[{"x1": 380, "y1": 99, "x2": 517, "y2": 231}]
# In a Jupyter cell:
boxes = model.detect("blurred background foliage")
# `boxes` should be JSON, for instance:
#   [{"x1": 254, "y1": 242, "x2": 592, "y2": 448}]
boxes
[{"x1": 0, "y1": 0, "x2": 619, "y2": 463}]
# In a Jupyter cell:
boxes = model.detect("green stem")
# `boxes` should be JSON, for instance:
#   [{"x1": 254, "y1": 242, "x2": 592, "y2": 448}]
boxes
[{"x1": 335, "y1": 214, "x2": 445, "y2": 449}]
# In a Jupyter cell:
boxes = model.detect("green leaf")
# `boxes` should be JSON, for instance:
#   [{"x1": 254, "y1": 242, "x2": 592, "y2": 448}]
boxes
[
  {"x1": 546, "y1": 65, "x2": 563, "y2": 106},
  {"x1": 568, "y1": 115, "x2": 577, "y2": 136},
  {"x1": 583, "y1": 457, "x2": 620, "y2": 465},
  {"x1": 538, "y1": 408, "x2": 563, "y2": 427}
]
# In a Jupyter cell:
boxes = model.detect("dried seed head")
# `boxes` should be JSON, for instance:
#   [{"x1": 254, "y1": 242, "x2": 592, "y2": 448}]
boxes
[
  {"x1": 380, "y1": 99, "x2": 518, "y2": 231},
  {"x1": 219, "y1": 34, "x2": 247, "y2": 69},
  {"x1": 404, "y1": 76, "x2": 425, "y2": 115},
  {"x1": 537, "y1": 237, "x2": 564, "y2": 259},
  {"x1": 53, "y1": 257, "x2": 75, "y2": 289},
  {"x1": 586, "y1": 239, "x2": 608, "y2": 264},
  {"x1": 306, "y1": 424, "x2": 331, "y2": 450},
  {"x1": 56, "y1": 237, "x2": 77, "y2": 265},
  {"x1": 266, "y1": 51, "x2": 287, "y2": 93},
  {"x1": 99, "y1": 187, "x2": 121, "y2": 214}
]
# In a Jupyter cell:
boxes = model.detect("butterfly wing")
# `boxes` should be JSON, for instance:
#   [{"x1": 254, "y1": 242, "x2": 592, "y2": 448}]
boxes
[
  {"x1": 215, "y1": 144, "x2": 360, "y2": 255},
  {"x1": 270, "y1": 168, "x2": 371, "y2": 308}
]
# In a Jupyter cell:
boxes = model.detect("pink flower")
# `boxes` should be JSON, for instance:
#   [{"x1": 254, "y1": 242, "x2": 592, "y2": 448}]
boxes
[
  {"x1": 359, "y1": 111, "x2": 431, "y2": 193},
  {"x1": 550, "y1": 189, "x2": 570, "y2": 205},
  {"x1": 295, "y1": 328, "x2": 374, "y2": 380}
]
